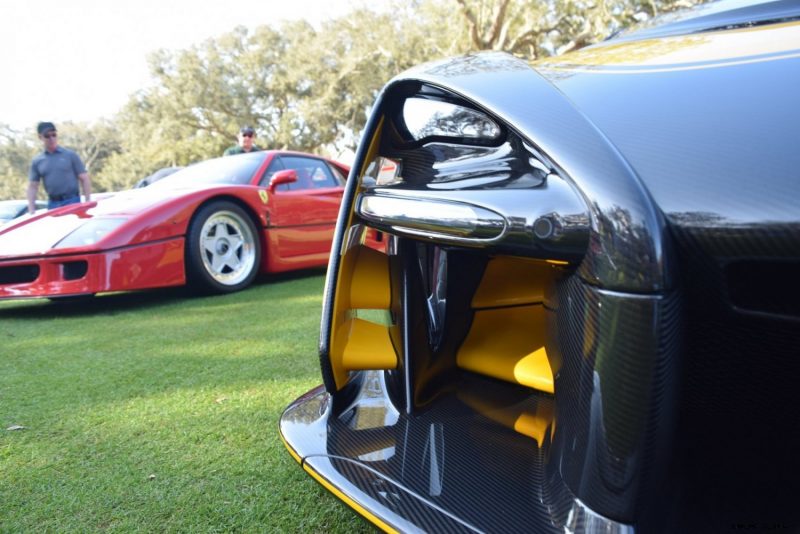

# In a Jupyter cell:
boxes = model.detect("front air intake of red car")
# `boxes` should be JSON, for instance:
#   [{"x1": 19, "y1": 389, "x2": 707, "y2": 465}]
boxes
[
  {"x1": 0, "y1": 264, "x2": 40, "y2": 285},
  {"x1": 61, "y1": 260, "x2": 89, "y2": 281}
]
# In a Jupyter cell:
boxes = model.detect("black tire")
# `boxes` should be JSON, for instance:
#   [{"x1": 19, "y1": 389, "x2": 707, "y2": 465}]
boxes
[{"x1": 185, "y1": 201, "x2": 261, "y2": 294}]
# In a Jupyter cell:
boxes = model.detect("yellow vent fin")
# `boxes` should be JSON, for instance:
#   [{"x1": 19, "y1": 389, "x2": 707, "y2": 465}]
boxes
[
  {"x1": 472, "y1": 257, "x2": 553, "y2": 309},
  {"x1": 349, "y1": 245, "x2": 390, "y2": 309},
  {"x1": 457, "y1": 305, "x2": 554, "y2": 394},
  {"x1": 339, "y1": 318, "x2": 397, "y2": 370}
]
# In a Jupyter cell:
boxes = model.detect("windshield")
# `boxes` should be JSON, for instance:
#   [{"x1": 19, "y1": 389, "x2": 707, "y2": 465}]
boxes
[
  {"x1": 151, "y1": 152, "x2": 266, "y2": 189},
  {"x1": 0, "y1": 202, "x2": 24, "y2": 221}
]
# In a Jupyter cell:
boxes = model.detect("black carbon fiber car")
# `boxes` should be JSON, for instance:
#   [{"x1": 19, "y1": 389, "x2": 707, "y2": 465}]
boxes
[{"x1": 281, "y1": 1, "x2": 800, "y2": 531}]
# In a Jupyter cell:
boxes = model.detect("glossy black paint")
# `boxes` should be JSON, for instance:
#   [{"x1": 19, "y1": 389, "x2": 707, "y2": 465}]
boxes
[
  {"x1": 281, "y1": 372, "x2": 633, "y2": 533},
  {"x1": 610, "y1": 0, "x2": 800, "y2": 42},
  {"x1": 324, "y1": 56, "x2": 680, "y2": 524},
  {"x1": 657, "y1": 224, "x2": 800, "y2": 532},
  {"x1": 542, "y1": 53, "x2": 800, "y2": 237},
  {"x1": 545, "y1": 275, "x2": 682, "y2": 523},
  {"x1": 537, "y1": 28, "x2": 800, "y2": 529},
  {"x1": 288, "y1": 7, "x2": 800, "y2": 533},
  {"x1": 380, "y1": 56, "x2": 671, "y2": 294}
]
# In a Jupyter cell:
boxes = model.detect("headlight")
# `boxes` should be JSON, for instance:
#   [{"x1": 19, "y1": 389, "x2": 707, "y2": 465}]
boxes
[
  {"x1": 401, "y1": 97, "x2": 502, "y2": 142},
  {"x1": 53, "y1": 218, "x2": 127, "y2": 249},
  {"x1": 354, "y1": 90, "x2": 590, "y2": 263}
]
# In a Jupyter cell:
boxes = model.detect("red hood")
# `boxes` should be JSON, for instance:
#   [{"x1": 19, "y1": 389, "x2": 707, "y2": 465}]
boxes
[{"x1": 0, "y1": 185, "x2": 222, "y2": 258}]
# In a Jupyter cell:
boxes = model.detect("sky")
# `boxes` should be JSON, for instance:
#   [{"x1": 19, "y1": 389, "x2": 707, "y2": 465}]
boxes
[{"x1": 0, "y1": 0, "x2": 371, "y2": 132}]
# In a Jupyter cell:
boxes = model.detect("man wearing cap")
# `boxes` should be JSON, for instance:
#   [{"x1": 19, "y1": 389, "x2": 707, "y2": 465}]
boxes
[
  {"x1": 223, "y1": 126, "x2": 261, "y2": 156},
  {"x1": 28, "y1": 122, "x2": 91, "y2": 213}
]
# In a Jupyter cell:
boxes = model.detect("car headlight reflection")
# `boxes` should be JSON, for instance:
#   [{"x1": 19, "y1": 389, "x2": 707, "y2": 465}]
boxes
[
  {"x1": 54, "y1": 218, "x2": 127, "y2": 249},
  {"x1": 402, "y1": 97, "x2": 501, "y2": 142},
  {"x1": 363, "y1": 157, "x2": 403, "y2": 187}
]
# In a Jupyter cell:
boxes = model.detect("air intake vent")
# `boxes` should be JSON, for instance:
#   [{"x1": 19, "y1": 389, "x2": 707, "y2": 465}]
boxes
[
  {"x1": 0, "y1": 265, "x2": 40, "y2": 285},
  {"x1": 62, "y1": 260, "x2": 88, "y2": 281},
  {"x1": 726, "y1": 261, "x2": 800, "y2": 318}
]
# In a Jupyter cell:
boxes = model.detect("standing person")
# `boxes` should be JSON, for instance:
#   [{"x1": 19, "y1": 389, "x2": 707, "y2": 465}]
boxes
[
  {"x1": 27, "y1": 122, "x2": 91, "y2": 213},
  {"x1": 223, "y1": 126, "x2": 261, "y2": 156}
]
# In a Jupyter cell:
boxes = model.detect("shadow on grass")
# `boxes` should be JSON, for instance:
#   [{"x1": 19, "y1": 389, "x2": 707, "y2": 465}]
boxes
[{"x1": 0, "y1": 267, "x2": 327, "y2": 320}]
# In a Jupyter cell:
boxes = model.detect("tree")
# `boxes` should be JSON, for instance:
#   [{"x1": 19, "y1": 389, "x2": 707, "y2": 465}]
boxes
[
  {"x1": 58, "y1": 121, "x2": 123, "y2": 191},
  {"x1": 104, "y1": 6, "x2": 465, "y2": 180},
  {"x1": 0, "y1": 0, "x2": 707, "y2": 197},
  {"x1": 101, "y1": 22, "x2": 318, "y2": 186},
  {"x1": 283, "y1": 2, "x2": 469, "y2": 154},
  {"x1": 0, "y1": 124, "x2": 37, "y2": 200}
]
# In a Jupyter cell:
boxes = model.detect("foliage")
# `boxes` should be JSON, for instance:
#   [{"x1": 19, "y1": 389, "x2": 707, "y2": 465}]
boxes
[
  {"x1": 103, "y1": 6, "x2": 465, "y2": 175},
  {"x1": 0, "y1": 124, "x2": 36, "y2": 200},
  {"x1": 1, "y1": 0, "x2": 704, "y2": 198},
  {"x1": 283, "y1": 3, "x2": 469, "y2": 153},
  {"x1": 99, "y1": 22, "x2": 311, "y2": 187},
  {"x1": 0, "y1": 274, "x2": 372, "y2": 533},
  {"x1": 61, "y1": 120, "x2": 124, "y2": 192}
]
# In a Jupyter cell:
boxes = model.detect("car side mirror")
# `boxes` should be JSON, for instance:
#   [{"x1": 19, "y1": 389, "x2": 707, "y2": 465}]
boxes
[{"x1": 269, "y1": 169, "x2": 298, "y2": 192}]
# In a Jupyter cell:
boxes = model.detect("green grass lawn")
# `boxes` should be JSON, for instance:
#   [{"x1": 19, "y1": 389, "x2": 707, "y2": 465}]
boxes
[{"x1": 0, "y1": 272, "x2": 371, "y2": 533}]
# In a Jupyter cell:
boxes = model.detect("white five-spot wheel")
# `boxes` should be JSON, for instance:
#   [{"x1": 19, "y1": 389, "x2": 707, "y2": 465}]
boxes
[{"x1": 186, "y1": 201, "x2": 261, "y2": 293}]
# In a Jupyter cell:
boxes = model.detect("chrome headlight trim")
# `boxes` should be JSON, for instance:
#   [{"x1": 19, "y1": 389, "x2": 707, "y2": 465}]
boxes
[{"x1": 357, "y1": 194, "x2": 507, "y2": 245}]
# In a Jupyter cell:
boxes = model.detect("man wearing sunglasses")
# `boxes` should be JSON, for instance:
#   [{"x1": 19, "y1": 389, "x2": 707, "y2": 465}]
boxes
[
  {"x1": 223, "y1": 126, "x2": 262, "y2": 156},
  {"x1": 27, "y1": 122, "x2": 92, "y2": 213}
]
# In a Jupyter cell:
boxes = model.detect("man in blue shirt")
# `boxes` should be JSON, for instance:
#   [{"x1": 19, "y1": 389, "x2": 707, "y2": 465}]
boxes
[{"x1": 28, "y1": 122, "x2": 92, "y2": 213}]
